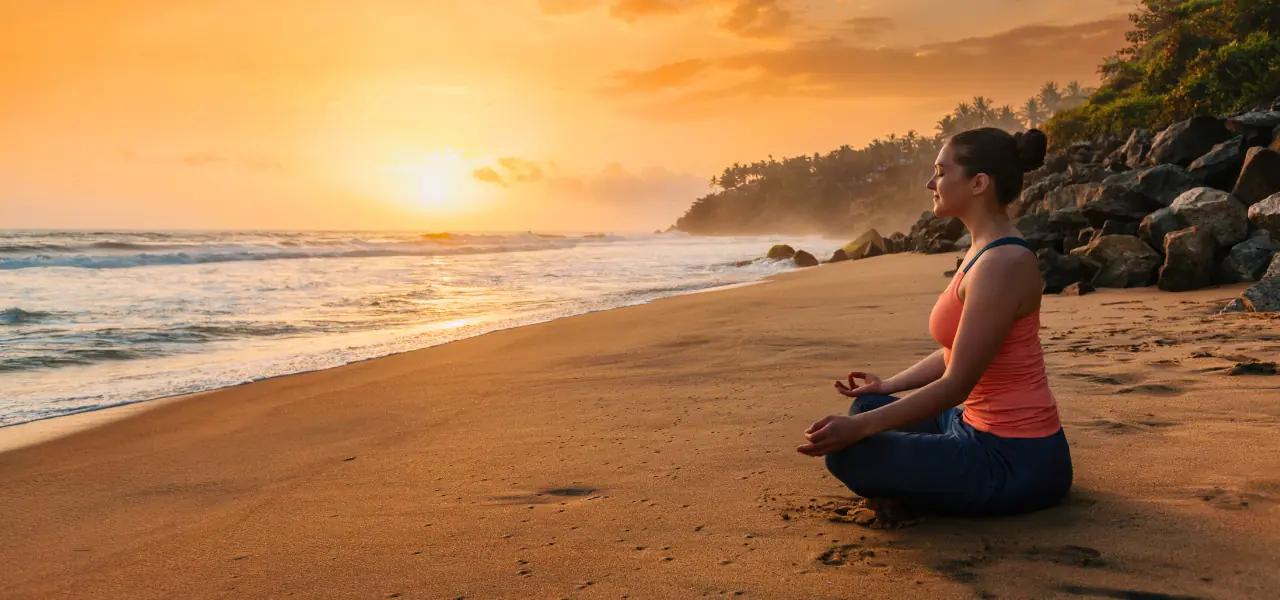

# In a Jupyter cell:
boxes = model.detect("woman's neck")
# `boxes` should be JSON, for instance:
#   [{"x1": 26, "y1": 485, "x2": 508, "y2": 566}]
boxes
[{"x1": 961, "y1": 209, "x2": 1016, "y2": 248}]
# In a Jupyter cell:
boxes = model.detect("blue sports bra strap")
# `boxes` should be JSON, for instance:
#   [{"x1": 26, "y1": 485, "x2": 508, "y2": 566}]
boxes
[{"x1": 962, "y1": 236, "x2": 1034, "y2": 274}]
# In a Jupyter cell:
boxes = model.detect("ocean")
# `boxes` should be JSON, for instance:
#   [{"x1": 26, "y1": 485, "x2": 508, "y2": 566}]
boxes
[{"x1": 0, "y1": 230, "x2": 838, "y2": 426}]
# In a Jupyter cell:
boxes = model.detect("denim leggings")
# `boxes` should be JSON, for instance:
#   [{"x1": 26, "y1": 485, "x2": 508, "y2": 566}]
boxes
[{"x1": 824, "y1": 394, "x2": 1073, "y2": 517}]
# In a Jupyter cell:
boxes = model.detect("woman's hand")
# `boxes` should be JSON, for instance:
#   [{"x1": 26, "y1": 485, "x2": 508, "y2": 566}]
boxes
[
  {"x1": 796, "y1": 414, "x2": 873, "y2": 457},
  {"x1": 834, "y1": 371, "x2": 887, "y2": 398}
]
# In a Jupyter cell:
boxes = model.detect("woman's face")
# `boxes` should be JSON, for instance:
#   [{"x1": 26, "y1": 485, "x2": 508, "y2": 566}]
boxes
[{"x1": 926, "y1": 143, "x2": 977, "y2": 218}]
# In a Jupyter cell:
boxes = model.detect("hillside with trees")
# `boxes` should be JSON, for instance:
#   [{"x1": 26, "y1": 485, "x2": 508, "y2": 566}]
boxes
[{"x1": 673, "y1": 0, "x2": 1278, "y2": 237}]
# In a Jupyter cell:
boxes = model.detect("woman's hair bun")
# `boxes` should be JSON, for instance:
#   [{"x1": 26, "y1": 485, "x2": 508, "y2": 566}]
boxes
[{"x1": 1013, "y1": 129, "x2": 1048, "y2": 173}]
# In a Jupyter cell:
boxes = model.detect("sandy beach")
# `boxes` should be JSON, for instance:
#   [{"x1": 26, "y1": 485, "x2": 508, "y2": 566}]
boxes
[{"x1": 2, "y1": 252, "x2": 1278, "y2": 600}]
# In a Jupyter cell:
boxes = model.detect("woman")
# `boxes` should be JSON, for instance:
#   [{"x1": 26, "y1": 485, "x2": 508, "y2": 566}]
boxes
[{"x1": 797, "y1": 127, "x2": 1072, "y2": 520}]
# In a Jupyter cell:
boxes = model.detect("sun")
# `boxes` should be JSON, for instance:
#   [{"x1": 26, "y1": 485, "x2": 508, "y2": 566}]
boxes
[{"x1": 381, "y1": 149, "x2": 479, "y2": 213}]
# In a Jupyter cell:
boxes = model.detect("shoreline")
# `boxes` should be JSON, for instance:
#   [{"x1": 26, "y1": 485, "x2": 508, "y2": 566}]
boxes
[{"x1": 0, "y1": 277, "x2": 775, "y2": 453}]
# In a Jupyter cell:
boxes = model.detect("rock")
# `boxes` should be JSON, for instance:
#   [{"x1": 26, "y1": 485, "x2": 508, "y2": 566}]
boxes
[
  {"x1": 1147, "y1": 116, "x2": 1234, "y2": 167},
  {"x1": 1231, "y1": 147, "x2": 1280, "y2": 206},
  {"x1": 1273, "y1": 125, "x2": 1280, "y2": 152},
  {"x1": 1158, "y1": 227, "x2": 1216, "y2": 291},
  {"x1": 1062, "y1": 281, "x2": 1096, "y2": 296},
  {"x1": 1044, "y1": 153, "x2": 1070, "y2": 174},
  {"x1": 930, "y1": 217, "x2": 966, "y2": 242},
  {"x1": 1241, "y1": 277, "x2": 1280, "y2": 312},
  {"x1": 1222, "y1": 298, "x2": 1247, "y2": 313},
  {"x1": 1039, "y1": 248, "x2": 1101, "y2": 294},
  {"x1": 1265, "y1": 253, "x2": 1280, "y2": 280},
  {"x1": 1036, "y1": 184, "x2": 1090, "y2": 214},
  {"x1": 1226, "y1": 111, "x2": 1280, "y2": 131},
  {"x1": 1071, "y1": 235, "x2": 1161, "y2": 288},
  {"x1": 1016, "y1": 213, "x2": 1051, "y2": 236},
  {"x1": 1065, "y1": 228, "x2": 1093, "y2": 254},
  {"x1": 826, "y1": 249, "x2": 849, "y2": 264},
  {"x1": 1074, "y1": 165, "x2": 1198, "y2": 228},
  {"x1": 955, "y1": 233, "x2": 972, "y2": 250},
  {"x1": 1139, "y1": 208, "x2": 1182, "y2": 253},
  {"x1": 843, "y1": 229, "x2": 887, "y2": 260},
  {"x1": 1170, "y1": 187, "x2": 1249, "y2": 247},
  {"x1": 1131, "y1": 164, "x2": 1201, "y2": 206},
  {"x1": 767, "y1": 244, "x2": 796, "y2": 260},
  {"x1": 793, "y1": 250, "x2": 819, "y2": 267},
  {"x1": 1016, "y1": 213, "x2": 1062, "y2": 252},
  {"x1": 888, "y1": 232, "x2": 908, "y2": 254},
  {"x1": 1048, "y1": 207, "x2": 1091, "y2": 234},
  {"x1": 1229, "y1": 362, "x2": 1277, "y2": 376},
  {"x1": 1219, "y1": 230, "x2": 1277, "y2": 283},
  {"x1": 944, "y1": 257, "x2": 963, "y2": 278},
  {"x1": 1111, "y1": 128, "x2": 1152, "y2": 169},
  {"x1": 1248, "y1": 193, "x2": 1280, "y2": 232},
  {"x1": 1099, "y1": 219, "x2": 1140, "y2": 238},
  {"x1": 1016, "y1": 173, "x2": 1070, "y2": 216},
  {"x1": 1188, "y1": 136, "x2": 1247, "y2": 190},
  {"x1": 653, "y1": 229, "x2": 662, "y2": 235},
  {"x1": 1068, "y1": 163, "x2": 1111, "y2": 184}
]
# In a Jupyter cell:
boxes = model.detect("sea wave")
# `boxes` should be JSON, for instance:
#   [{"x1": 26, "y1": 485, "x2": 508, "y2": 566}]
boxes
[
  {"x1": 0, "y1": 232, "x2": 594, "y2": 270},
  {"x1": 0, "y1": 308, "x2": 53, "y2": 325}
]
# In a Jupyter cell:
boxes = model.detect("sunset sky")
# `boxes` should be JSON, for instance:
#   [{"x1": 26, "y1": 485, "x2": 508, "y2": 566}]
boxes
[{"x1": 2, "y1": 0, "x2": 1136, "y2": 232}]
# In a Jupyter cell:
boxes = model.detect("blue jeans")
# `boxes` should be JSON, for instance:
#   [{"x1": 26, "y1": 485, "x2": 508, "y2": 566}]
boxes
[{"x1": 824, "y1": 394, "x2": 1073, "y2": 517}]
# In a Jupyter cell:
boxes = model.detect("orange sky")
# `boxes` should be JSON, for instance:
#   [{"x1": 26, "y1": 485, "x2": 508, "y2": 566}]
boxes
[{"x1": 1, "y1": 0, "x2": 1136, "y2": 232}]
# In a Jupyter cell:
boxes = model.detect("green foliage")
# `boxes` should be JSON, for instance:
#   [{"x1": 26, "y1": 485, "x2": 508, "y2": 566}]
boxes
[{"x1": 1047, "y1": 0, "x2": 1280, "y2": 144}]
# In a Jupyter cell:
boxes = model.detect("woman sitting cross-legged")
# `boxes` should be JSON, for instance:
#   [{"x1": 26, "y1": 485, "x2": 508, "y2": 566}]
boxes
[{"x1": 797, "y1": 127, "x2": 1072, "y2": 522}]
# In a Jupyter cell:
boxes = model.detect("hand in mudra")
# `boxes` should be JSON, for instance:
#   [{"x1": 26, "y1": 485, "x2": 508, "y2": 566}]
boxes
[{"x1": 834, "y1": 371, "x2": 886, "y2": 398}]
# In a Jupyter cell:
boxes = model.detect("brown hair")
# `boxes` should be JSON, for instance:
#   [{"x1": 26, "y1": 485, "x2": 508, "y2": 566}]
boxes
[{"x1": 949, "y1": 127, "x2": 1048, "y2": 206}]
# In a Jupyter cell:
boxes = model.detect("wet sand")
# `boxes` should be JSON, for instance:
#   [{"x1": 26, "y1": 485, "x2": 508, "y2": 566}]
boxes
[{"x1": 2, "y1": 253, "x2": 1278, "y2": 599}]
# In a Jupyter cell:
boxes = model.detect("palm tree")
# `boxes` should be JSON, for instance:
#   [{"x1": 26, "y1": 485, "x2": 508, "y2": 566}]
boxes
[
  {"x1": 1038, "y1": 81, "x2": 1064, "y2": 114},
  {"x1": 972, "y1": 96, "x2": 996, "y2": 125},
  {"x1": 1065, "y1": 80, "x2": 1083, "y2": 99},
  {"x1": 995, "y1": 105, "x2": 1020, "y2": 132},
  {"x1": 1019, "y1": 97, "x2": 1047, "y2": 129},
  {"x1": 937, "y1": 114, "x2": 958, "y2": 136}
]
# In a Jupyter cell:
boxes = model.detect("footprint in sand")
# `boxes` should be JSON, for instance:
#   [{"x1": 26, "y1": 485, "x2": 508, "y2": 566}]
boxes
[{"x1": 1187, "y1": 485, "x2": 1275, "y2": 510}]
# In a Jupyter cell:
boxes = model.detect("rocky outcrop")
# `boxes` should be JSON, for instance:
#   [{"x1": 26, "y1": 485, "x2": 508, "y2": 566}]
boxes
[
  {"x1": 1071, "y1": 235, "x2": 1161, "y2": 288},
  {"x1": 825, "y1": 249, "x2": 849, "y2": 264},
  {"x1": 1169, "y1": 187, "x2": 1249, "y2": 247},
  {"x1": 1248, "y1": 193, "x2": 1280, "y2": 232},
  {"x1": 1188, "y1": 136, "x2": 1246, "y2": 190},
  {"x1": 1158, "y1": 227, "x2": 1216, "y2": 291},
  {"x1": 1099, "y1": 219, "x2": 1140, "y2": 238},
  {"x1": 1231, "y1": 147, "x2": 1280, "y2": 206},
  {"x1": 1139, "y1": 208, "x2": 1182, "y2": 253},
  {"x1": 907, "y1": 213, "x2": 966, "y2": 254},
  {"x1": 1039, "y1": 248, "x2": 1101, "y2": 294},
  {"x1": 767, "y1": 244, "x2": 796, "y2": 260},
  {"x1": 1219, "y1": 230, "x2": 1277, "y2": 283},
  {"x1": 1109, "y1": 128, "x2": 1152, "y2": 169},
  {"x1": 843, "y1": 228, "x2": 887, "y2": 260},
  {"x1": 793, "y1": 250, "x2": 819, "y2": 267},
  {"x1": 1241, "y1": 278, "x2": 1280, "y2": 312},
  {"x1": 1036, "y1": 184, "x2": 1090, "y2": 215},
  {"x1": 1147, "y1": 115, "x2": 1234, "y2": 168}
]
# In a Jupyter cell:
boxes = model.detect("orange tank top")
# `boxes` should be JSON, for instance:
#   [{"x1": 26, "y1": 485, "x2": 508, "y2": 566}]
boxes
[{"x1": 928, "y1": 239, "x2": 1062, "y2": 438}]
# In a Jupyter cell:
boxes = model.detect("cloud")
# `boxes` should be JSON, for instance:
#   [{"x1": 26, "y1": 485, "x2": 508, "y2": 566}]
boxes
[
  {"x1": 610, "y1": 0, "x2": 681, "y2": 22},
  {"x1": 537, "y1": 0, "x2": 601, "y2": 16},
  {"x1": 472, "y1": 167, "x2": 507, "y2": 187},
  {"x1": 604, "y1": 59, "x2": 710, "y2": 95},
  {"x1": 610, "y1": 17, "x2": 1129, "y2": 119},
  {"x1": 841, "y1": 16, "x2": 895, "y2": 39},
  {"x1": 498, "y1": 157, "x2": 545, "y2": 182},
  {"x1": 719, "y1": 0, "x2": 792, "y2": 38}
]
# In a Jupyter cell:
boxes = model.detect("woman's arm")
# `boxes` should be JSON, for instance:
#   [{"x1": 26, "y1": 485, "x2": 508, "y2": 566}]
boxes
[
  {"x1": 880, "y1": 349, "x2": 946, "y2": 394},
  {"x1": 858, "y1": 252, "x2": 1030, "y2": 436}
]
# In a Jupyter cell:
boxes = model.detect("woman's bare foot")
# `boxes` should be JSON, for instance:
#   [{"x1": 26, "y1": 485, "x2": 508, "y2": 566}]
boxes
[{"x1": 830, "y1": 497, "x2": 922, "y2": 529}]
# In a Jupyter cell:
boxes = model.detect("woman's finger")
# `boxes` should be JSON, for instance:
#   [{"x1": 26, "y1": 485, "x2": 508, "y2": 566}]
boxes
[{"x1": 805, "y1": 415, "x2": 834, "y2": 434}]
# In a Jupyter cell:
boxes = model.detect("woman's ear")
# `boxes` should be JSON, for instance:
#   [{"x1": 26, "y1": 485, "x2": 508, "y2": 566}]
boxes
[{"x1": 971, "y1": 173, "x2": 991, "y2": 197}]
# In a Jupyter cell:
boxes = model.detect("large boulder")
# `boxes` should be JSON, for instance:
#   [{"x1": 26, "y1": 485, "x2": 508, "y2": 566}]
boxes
[
  {"x1": 1016, "y1": 172, "x2": 1070, "y2": 216},
  {"x1": 1240, "y1": 278, "x2": 1280, "y2": 312},
  {"x1": 1078, "y1": 174, "x2": 1164, "y2": 227},
  {"x1": 1039, "y1": 248, "x2": 1101, "y2": 294},
  {"x1": 1266, "y1": 252, "x2": 1280, "y2": 281},
  {"x1": 1070, "y1": 235, "x2": 1161, "y2": 288},
  {"x1": 1017, "y1": 213, "x2": 1063, "y2": 252},
  {"x1": 1048, "y1": 207, "x2": 1090, "y2": 234},
  {"x1": 1147, "y1": 116, "x2": 1234, "y2": 167},
  {"x1": 1169, "y1": 187, "x2": 1249, "y2": 247},
  {"x1": 1231, "y1": 147, "x2": 1280, "y2": 206},
  {"x1": 1273, "y1": 124, "x2": 1280, "y2": 152},
  {"x1": 793, "y1": 250, "x2": 819, "y2": 267},
  {"x1": 1139, "y1": 207, "x2": 1182, "y2": 253},
  {"x1": 1035, "y1": 184, "x2": 1091, "y2": 214},
  {"x1": 842, "y1": 229, "x2": 887, "y2": 260},
  {"x1": 1188, "y1": 136, "x2": 1247, "y2": 191},
  {"x1": 888, "y1": 232, "x2": 908, "y2": 254},
  {"x1": 1225, "y1": 111, "x2": 1280, "y2": 149},
  {"x1": 1247, "y1": 192, "x2": 1280, "y2": 232},
  {"x1": 825, "y1": 248, "x2": 849, "y2": 264},
  {"x1": 1219, "y1": 230, "x2": 1278, "y2": 283},
  {"x1": 767, "y1": 244, "x2": 796, "y2": 260},
  {"x1": 1158, "y1": 227, "x2": 1216, "y2": 291},
  {"x1": 1131, "y1": 164, "x2": 1201, "y2": 206},
  {"x1": 1110, "y1": 128, "x2": 1152, "y2": 169},
  {"x1": 1099, "y1": 219, "x2": 1140, "y2": 238}
]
